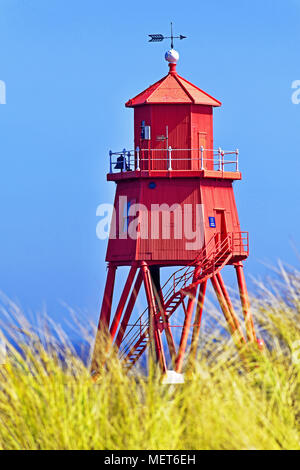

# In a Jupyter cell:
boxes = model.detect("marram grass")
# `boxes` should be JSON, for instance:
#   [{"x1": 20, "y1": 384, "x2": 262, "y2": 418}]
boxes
[{"x1": 0, "y1": 265, "x2": 300, "y2": 450}]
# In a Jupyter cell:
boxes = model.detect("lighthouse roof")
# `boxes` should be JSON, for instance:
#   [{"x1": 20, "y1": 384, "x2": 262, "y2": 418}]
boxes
[{"x1": 125, "y1": 67, "x2": 221, "y2": 108}]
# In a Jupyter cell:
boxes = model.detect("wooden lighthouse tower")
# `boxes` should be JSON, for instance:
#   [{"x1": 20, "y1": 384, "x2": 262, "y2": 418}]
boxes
[{"x1": 91, "y1": 39, "x2": 259, "y2": 375}]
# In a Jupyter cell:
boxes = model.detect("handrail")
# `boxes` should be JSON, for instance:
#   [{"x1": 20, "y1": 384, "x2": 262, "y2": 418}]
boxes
[
  {"x1": 119, "y1": 233, "x2": 227, "y2": 352},
  {"x1": 119, "y1": 233, "x2": 219, "y2": 352},
  {"x1": 109, "y1": 147, "x2": 240, "y2": 173},
  {"x1": 119, "y1": 232, "x2": 248, "y2": 361},
  {"x1": 119, "y1": 235, "x2": 232, "y2": 360}
]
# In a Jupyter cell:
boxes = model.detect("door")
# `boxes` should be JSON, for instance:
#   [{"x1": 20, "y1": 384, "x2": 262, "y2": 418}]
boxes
[
  {"x1": 214, "y1": 209, "x2": 228, "y2": 250},
  {"x1": 192, "y1": 130, "x2": 207, "y2": 170}
]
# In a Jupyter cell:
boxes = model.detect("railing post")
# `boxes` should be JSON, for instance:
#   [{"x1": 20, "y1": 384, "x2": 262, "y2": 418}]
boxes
[
  {"x1": 123, "y1": 148, "x2": 126, "y2": 171},
  {"x1": 109, "y1": 150, "x2": 112, "y2": 173},
  {"x1": 110, "y1": 145, "x2": 238, "y2": 174},
  {"x1": 218, "y1": 147, "x2": 222, "y2": 171},
  {"x1": 127, "y1": 151, "x2": 131, "y2": 171},
  {"x1": 136, "y1": 146, "x2": 140, "y2": 171},
  {"x1": 168, "y1": 146, "x2": 172, "y2": 171}
]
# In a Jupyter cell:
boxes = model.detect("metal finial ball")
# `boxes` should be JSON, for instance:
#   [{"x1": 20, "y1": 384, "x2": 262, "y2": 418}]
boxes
[{"x1": 165, "y1": 49, "x2": 179, "y2": 64}]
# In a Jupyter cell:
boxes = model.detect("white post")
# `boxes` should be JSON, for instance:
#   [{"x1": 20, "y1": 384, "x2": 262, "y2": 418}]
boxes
[
  {"x1": 166, "y1": 125, "x2": 169, "y2": 151},
  {"x1": 127, "y1": 151, "x2": 131, "y2": 170},
  {"x1": 136, "y1": 146, "x2": 140, "y2": 171},
  {"x1": 123, "y1": 148, "x2": 126, "y2": 171},
  {"x1": 168, "y1": 146, "x2": 172, "y2": 171},
  {"x1": 109, "y1": 150, "x2": 112, "y2": 173},
  {"x1": 236, "y1": 149, "x2": 239, "y2": 172},
  {"x1": 218, "y1": 147, "x2": 222, "y2": 171},
  {"x1": 200, "y1": 146, "x2": 204, "y2": 170}
]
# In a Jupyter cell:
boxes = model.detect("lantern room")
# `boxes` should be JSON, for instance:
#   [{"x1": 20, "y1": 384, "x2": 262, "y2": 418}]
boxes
[
  {"x1": 126, "y1": 59, "x2": 221, "y2": 171},
  {"x1": 108, "y1": 50, "x2": 240, "y2": 176}
]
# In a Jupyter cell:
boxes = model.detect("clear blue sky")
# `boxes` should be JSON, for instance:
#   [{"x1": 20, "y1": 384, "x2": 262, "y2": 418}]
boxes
[{"x1": 0, "y1": 0, "x2": 299, "y2": 330}]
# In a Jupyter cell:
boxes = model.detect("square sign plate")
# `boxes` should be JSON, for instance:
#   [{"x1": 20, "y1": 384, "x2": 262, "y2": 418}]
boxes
[{"x1": 209, "y1": 216, "x2": 216, "y2": 228}]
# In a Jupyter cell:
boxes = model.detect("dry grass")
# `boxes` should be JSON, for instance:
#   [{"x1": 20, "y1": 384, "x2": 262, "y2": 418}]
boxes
[{"x1": 0, "y1": 264, "x2": 300, "y2": 450}]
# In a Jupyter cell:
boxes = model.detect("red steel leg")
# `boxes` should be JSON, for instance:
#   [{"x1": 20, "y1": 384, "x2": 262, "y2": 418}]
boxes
[
  {"x1": 97, "y1": 263, "x2": 117, "y2": 332},
  {"x1": 211, "y1": 274, "x2": 245, "y2": 345},
  {"x1": 189, "y1": 280, "x2": 207, "y2": 360},
  {"x1": 235, "y1": 262, "x2": 257, "y2": 343},
  {"x1": 91, "y1": 263, "x2": 117, "y2": 373},
  {"x1": 109, "y1": 264, "x2": 137, "y2": 341},
  {"x1": 216, "y1": 272, "x2": 246, "y2": 344},
  {"x1": 175, "y1": 267, "x2": 200, "y2": 373},
  {"x1": 148, "y1": 267, "x2": 176, "y2": 364},
  {"x1": 115, "y1": 270, "x2": 143, "y2": 348},
  {"x1": 157, "y1": 288, "x2": 176, "y2": 365},
  {"x1": 141, "y1": 262, "x2": 167, "y2": 373}
]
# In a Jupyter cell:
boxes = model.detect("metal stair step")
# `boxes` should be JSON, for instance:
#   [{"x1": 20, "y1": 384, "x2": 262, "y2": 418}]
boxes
[{"x1": 121, "y1": 234, "x2": 236, "y2": 369}]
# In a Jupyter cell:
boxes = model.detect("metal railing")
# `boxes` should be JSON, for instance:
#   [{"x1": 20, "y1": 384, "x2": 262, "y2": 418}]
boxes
[
  {"x1": 108, "y1": 147, "x2": 239, "y2": 173},
  {"x1": 119, "y1": 231, "x2": 248, "y2": 361},
  {"x1": 232, "y1": 231, "x2": 249, "y2": 255}
]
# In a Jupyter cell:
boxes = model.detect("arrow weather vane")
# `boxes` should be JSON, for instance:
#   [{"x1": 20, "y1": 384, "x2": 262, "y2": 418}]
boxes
[{"x1": 148, "y1": 22, "x2": 186, "y2": 49}]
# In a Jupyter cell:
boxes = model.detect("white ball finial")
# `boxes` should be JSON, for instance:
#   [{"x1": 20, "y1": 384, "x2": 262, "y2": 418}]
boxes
[{"x1": 165, "y1": 49, "x2": 179, "y2": 64}]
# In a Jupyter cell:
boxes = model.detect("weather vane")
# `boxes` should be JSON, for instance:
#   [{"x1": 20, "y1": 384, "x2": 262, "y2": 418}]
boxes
[{"x1": 148, "y1": 22, "x2": 186, "y2": 49}]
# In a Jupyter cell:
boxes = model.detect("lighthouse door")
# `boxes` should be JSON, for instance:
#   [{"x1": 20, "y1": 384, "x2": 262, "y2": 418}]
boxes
[
  {"x1": 214, "y1": 209, "x2": 228, "y2": 246},
  {"x1": 191, "y1": 129, "x2": 207, "y2": 170}
]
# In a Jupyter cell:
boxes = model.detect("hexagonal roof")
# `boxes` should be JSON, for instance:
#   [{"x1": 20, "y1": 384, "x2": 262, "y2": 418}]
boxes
[{"x1": 125, "y1": 66, "x2": 221, "y2": 108}]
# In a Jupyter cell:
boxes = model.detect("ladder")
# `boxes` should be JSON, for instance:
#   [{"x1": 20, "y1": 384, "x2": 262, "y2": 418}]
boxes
[{"x1": 119, "y1": 232, "x2": 246, "y2": 369}]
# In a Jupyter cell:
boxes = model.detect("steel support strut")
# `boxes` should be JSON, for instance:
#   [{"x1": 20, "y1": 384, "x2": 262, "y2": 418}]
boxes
[
  {"x1": 141, "y1": 262, "x2": 167, "y2": 373},
  {"x1": 91, "y1": 263, "x2": 117, "y2": 373},
  {"x1": 235, "y1": 262, "x2": 257, "y2": 343},
  {"x1": 156, "y1": 288, "x2": 177, "y2": 365},
  {"x1": 115, "y1": 271, "x2": 143, "y2": 348},
  {"x1": 211, "y1": 274, "x2": 245, "y2": 345},
  {"x1": 216, "y1": 272, "x2": 246, "y2": 344},
  {"x1": 109, "y1": 264, "x2": 137, "y2": 341},
  {"x1": 175, "y1": 267, "x2": 201, "y2": 373},
  {"x1": 189, "y1": 280, "x2": 207, "y2": 360},
  {"x1": 149, "y1": 266, "x2": 176, "y2": 365}
]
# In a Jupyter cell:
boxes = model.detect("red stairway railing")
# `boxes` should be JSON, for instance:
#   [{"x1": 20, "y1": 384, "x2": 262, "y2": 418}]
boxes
[{"x1": 118, "y1": 231, "x2": 248, "y2": 368}]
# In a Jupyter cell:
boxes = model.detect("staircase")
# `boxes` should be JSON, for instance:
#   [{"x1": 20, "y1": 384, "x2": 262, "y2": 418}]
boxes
[{"x1": 119, "y1": 232, "x2": 248, "y2": 369}]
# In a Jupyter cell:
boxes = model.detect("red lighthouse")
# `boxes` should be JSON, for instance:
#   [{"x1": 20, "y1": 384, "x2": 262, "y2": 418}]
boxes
[{"x1": 92, "y1": 42, "x2": 258, "y2": 375}]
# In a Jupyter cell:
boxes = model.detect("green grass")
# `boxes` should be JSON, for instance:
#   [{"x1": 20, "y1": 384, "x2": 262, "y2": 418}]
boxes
[{"x1": 0, "y1": 264, "x2": 300, "y2": 450}]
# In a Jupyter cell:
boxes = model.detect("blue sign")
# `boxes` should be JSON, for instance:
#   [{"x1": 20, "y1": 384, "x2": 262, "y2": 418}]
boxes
[{"x1": 209, "y1": 217, "x2": 216, "y2": 228}]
